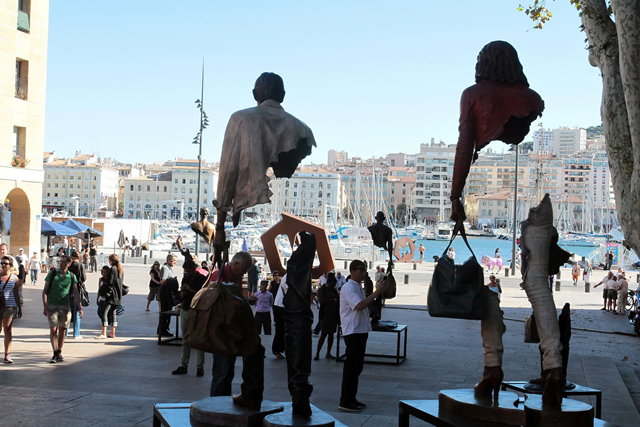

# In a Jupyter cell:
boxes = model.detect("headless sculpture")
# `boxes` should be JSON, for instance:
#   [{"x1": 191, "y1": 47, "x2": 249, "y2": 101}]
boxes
[{"x1": 283, "y1": 231, "x2": 316, "y2": 416}]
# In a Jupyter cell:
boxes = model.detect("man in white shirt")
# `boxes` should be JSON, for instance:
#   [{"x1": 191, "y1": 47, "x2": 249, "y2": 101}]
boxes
[
  {"x1": 615, "y1": 273, "x2": 628, "y2": 315},
  {"x1": 594, "y1": 271, "x2": 613, "y2": 311},
  {"x1": 338, "y1": 260, "x2": 386, "y2": 413},
  {"x1": 335, "y1": 271, "x2": 346, "y2": 290}
]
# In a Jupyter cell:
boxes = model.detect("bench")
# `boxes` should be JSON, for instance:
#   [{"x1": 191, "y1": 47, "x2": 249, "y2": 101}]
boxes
[
  {"x1": 336, "y1": 324, "x2": 407, "y2": 365},
  {"x1": 157, "y1": 309, "x2": 181, "y2": 346}
]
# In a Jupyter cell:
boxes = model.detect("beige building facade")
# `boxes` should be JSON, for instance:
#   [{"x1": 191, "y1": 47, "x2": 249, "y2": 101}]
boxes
[{"x1": 0, "y1": 0, "x2": 49, "y2": 254}]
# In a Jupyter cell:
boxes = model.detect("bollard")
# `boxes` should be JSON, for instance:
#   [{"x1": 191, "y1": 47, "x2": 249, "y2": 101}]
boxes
[
  {"x1": 582, "y1": 256, "x2": 585, "y2": 262},
  {"x1": 344, "y1": 261, "x2": 348, "y2": 269},
  {"x1": 556, "y1": 280, "x2": 561, "y2": 292},
  {"x1": 637, "y1": 273, "x2": 640, "y2": 283},
  {"x1": 413, "y1": 263, "x2": 417, "y2": 270},
  {"x1": 505, "y1": 269, "x2": 509, "y2": 277},
  {"x1": 144, "y1": 255, "x2": 148, "y2": 265},
  {"x1": 122, "y1": 253, "x2": 126, "y2": 263},
  {"x1": 284, "y1": 258, "x2": 287, "y2": 266},
  {"x1": 369, "y1": 261, "x2": 373, "y2": 269},
  {"x1": 404, "y1": 274, "x2": 409, "y2": 284},
  {"x1": 585, "y1": 281, "x2": 590, "y2": 293},
  {"x1": 556, "y1": 270, "x2": 561, "y2": 280},
  {"x1": 150, "y1": 250, "x2": 154, "y2": 259}
]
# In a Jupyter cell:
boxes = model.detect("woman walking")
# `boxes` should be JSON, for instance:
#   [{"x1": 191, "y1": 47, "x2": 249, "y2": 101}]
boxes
[
  {"x1": 1, "y1": 256, "x2": 22, "y2": 363},
  {"x1": 29, "y1": 251, "x2": 41, "y2": 285},
  {"x1": 314, "y1": 273, "x2": 340, "y2": 360},
  {"x1": 96, "y1": 254, "x2": 123, "y2": 339},
  {"x1": 145, "y1": 261, "x2": 162, "y2": 312},
  {"x1": 67, "y1": 251, "x2": 86, "y2": 339}
]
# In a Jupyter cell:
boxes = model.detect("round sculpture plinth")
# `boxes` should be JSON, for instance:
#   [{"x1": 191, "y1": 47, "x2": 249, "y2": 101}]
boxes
[
  {"x1": 438, "y1": 389, "x2": 525, "y2": 426},
  {"x1": 524, "y1": 395, "x2": 594, "y2": 427},
  {"x1": 190, "y1": 396, "x2": 284, "y2": 427},
  {"x1": 263, "y1": 403, "x2": 336, "y2": 427}
]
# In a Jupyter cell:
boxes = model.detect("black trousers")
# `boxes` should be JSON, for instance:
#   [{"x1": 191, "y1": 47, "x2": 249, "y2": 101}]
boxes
[
  {"x1": 210, "y1": 341, "x2": 265, "y2": 403},
  {"x1": 340, "y1": 333, "x2": 368, "y2": 405},
  {"x1": 255, "y1": 311, "x2": 272, "y2": 335},
  {"x1": 156, "y1": 285, "x2": 172, "y2": 335},
  {"x1": 272, "y1": 306, "x2": 285, "y2": 354}
]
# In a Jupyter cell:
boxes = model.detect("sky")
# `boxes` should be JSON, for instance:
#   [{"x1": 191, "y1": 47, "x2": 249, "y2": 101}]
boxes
[{"x1": 44, "y1": 1, "x2": 603, "y2": 166}]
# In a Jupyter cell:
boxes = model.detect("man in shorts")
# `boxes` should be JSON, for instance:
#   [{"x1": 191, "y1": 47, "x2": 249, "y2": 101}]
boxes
[
  {"x1": 594, "y1": 271, "x2": 613, "y2": 311},
  {"x1": 42, "y1": 255, "x2": 84, "y2": 363}
]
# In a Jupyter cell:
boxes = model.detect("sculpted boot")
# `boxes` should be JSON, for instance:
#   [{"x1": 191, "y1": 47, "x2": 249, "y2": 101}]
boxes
[
  {"x1": 474, "y1": 366, "x2": 504, "y2": 399},
  {"x1": 542, "y1": 367, "x2": 565, "y2": 405}
]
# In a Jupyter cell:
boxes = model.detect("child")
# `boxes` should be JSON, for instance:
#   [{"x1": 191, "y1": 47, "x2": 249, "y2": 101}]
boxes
[
  {"x1": 96, "y1": 266, "x2": 112, "y2": 325},
  {"x1": 254, "y1": 280, "x2": 273, "y2": 335}
]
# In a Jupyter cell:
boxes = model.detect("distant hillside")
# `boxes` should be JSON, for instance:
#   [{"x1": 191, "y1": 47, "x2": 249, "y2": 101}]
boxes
[{"x1": 586, "y1": 125, "x2": 604, "y2": 139}]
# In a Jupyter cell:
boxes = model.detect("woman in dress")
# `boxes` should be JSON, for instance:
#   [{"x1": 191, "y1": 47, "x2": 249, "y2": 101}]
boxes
[
  {"x1": 96, "y1": 254, "x2": 123, "y2": 339},
  {"x1": 314, "y1": 273, "x2": 340, "y2": 360},
  {"x1": 145, "y1": 261, "x2": 162, "y2": 312},
  {"x1": 1, "y1": 256, "x2": 22, "y2": 363}
]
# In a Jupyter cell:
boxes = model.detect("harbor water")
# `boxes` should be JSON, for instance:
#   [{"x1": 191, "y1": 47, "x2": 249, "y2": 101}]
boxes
[{"x1": 411, "y1": 237, "x2": 596, "y2": 263}]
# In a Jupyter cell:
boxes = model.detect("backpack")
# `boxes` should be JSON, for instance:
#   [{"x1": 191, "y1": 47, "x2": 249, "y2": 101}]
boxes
[{"x1": 186, "y1": 270, "x2": 258, "y2": 357}]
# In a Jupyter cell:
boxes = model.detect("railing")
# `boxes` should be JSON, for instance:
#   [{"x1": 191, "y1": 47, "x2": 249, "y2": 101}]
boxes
[{"x1": 15, "y1": 77, "x2": 27, "y2": 100}]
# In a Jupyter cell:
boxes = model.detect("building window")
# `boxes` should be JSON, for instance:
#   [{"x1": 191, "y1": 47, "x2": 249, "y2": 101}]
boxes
[
  {"x1": 147, "y1": 185, "x2": 150, "y2": 191},
  {"x1": 16, "y1": 61, "x2": 30, "y2": 99},
  {"x1": 54, "y1": 193, "x2": 58, "y2": 197},
  {"x1": 137, "y1": 185, "x2": 141, "y2": 191},
  {"x1": 130, "y1": 185, "x2": 133, "y2": 191},
  {"x1": 189, "y1": 198, "x2": 193, "y2": 203},
  {"x1": 12, "y1": 126, "x2": 26, "y2": 159},
  {"x1": 174, "y1": 178, "x2": 178, "y2": 184},
  {"x1": 182, "y1": 179, "x2": 186, "y2": 184},
  {"x1": 163, "y1": 186, "x2": 167, "y2": 192}
]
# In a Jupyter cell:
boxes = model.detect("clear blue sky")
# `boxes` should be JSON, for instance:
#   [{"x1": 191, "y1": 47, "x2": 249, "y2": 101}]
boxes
[{"x1": 45, "y1": 1, "x2": 602, "y2": 165}]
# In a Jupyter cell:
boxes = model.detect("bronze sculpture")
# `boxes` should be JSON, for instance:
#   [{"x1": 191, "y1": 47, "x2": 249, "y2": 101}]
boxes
[
  {"x1": 450, "y1": 41, "x2": 544, "y2": 222},
  {"x1": 213, "y1": 72, "x2": 316, "y2": 250},
  {"x1": 449, "y1": 41, "x2": 569, "y2": 406},
  {"x1": 190, "y1": 207, "x2": 215, "y2": 246},
  {"x1": 368, "y1": 211, "x2": 394, "y2": 268}
]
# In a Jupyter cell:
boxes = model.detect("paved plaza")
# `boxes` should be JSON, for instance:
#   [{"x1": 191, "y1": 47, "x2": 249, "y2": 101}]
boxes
[{"x1": 1, "y1": 254, "x2": 639, "y2": 426}]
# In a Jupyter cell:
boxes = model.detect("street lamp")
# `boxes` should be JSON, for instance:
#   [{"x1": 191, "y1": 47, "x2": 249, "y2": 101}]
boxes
[{"x1": 192, "y1": 61, "x2": 209, "y2": 256}]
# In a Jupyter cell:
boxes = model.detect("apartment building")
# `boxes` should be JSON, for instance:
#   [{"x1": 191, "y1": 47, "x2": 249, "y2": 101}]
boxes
[
  {"x1": 414, "y1": 140, "x2": 455, "y2": 223},
  {"x1": 245, "y1": 168, "x2": 343, "y2": 225},
  {"x1": 122, "y1": 161, "x2": 217, "y2": 220},
  {"x1": 0, "y1": 0, "x2": 49, "y2": 253},
  {"x1": 42, "y1": 160, "x2": 119, "y2": 217},
  {"x1": 328, "y1": 149, "x2": 348, "y2": 166},
  {"x1": 533, "y1": 127, "x2": 587, "y2": 157}
]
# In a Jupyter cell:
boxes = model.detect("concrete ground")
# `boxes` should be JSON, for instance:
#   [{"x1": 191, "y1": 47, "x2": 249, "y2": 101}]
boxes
[{"x1": 1, "y1": 254, "x2": 639, "y2": 426}]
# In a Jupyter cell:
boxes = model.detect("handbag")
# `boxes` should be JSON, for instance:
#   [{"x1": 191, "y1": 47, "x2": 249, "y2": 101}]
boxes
[
  {"x1": 0, "y1": 275, "x2": 10, "y2": 313},
  {"x1": 186, "y1": 270, "x2": 259, "y2": 357},
  {"x1": 524, "y1": 312, "x2": 540, "y2": 343},
  {"x1": 380, "y1": 271, "x2": 397, "y2": 299},
  {"x1": 122, "y1": 283, "x2": 129, "y2": 296},
  {"x1": 77, "y1": 282, "x2": 90, "y2": 307},
  {"x1": 427, "y1": 221, "x2": 485, "y2": 320}
]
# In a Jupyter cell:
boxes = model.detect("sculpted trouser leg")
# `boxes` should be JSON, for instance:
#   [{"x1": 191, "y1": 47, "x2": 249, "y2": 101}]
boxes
[
  {"x1": 240, "y1": 341, "x2": 265, "y2": 404},
  {"x1": 480, "y1": 290, "x2": 504, "y2": 368}
]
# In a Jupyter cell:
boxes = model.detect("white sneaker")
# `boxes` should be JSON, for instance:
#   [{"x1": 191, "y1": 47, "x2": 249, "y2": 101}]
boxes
[{"x1": 73, "y1": 335, "x2": 84, "y2": 339}]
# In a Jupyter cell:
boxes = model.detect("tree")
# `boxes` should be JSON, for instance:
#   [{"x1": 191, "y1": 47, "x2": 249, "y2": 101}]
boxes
[
  {"x1": 117, "y1": 200, "x2": 124, "y2": 218},
  {"x1": 521, "y1": 0, "x2": 640, "y2": 259},
  {"x1": 396, "y1": 203, "x2": 407, "y2": 225},
  {"x1": 509, "y1": 141, "x2": 533, "y2": 152}
]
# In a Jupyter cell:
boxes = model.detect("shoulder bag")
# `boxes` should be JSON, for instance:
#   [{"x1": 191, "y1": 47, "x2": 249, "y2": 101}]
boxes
[
  {"x1": 427, "y1": 220, "x2": 485, "y2": 320},
  {"x1": 186, "y1": 268, "x2": 259, "y2": 357},
  {"x1": 0, "y1": 275, "x2": 11, "y2": 313}
]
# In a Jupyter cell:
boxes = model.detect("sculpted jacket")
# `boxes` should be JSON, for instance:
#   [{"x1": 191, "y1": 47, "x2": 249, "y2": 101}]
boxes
[
  {"x1": 215, "y1": 100, "x2": 316, "y2": 225},
  {"x1": 450, "y1": 80, "x2": 544, "y2": 200}
]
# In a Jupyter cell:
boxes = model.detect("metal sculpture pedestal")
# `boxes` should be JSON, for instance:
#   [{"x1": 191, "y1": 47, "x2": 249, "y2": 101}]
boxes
[
  {"x1": 263, "y1": 403, "x2": 344, "y2": 427},
  {"x1": 189, "y1": 397, "x2": 284, "y2": 427},
  {"x1": 438, "y1": 389, "x2": 525, "y2": 426}
]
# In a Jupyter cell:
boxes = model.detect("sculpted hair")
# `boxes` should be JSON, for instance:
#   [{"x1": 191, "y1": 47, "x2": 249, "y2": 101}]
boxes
[
  {"x1": 253, "y1": 72, "x2": 285, "y2": 103},
  {"x1": 231, "y1": 251, "x2": 252, "y2": 267},
  {"x1": 475, "y1": 41, "x2": 529, "y2": 87}
]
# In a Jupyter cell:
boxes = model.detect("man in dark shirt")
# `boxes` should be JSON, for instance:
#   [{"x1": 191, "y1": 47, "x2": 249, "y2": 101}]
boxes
[{"x1": 171, "y1": 260, "x2": 208, "y2": 377}]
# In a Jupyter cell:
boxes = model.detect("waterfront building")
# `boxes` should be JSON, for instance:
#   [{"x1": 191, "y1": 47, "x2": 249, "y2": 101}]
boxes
[
  {"x1": 533, "y1": 127, "x2": 587, "y2": 157},
  {"x1": 414, "y1": 140, "x2": 455, "y2": 223},
  {"x1": 0, "y1": 0, "x2": 49, "y2": 253},
  {"x1": 42, "y1": 157, "x2": 119, "y2": 217}
]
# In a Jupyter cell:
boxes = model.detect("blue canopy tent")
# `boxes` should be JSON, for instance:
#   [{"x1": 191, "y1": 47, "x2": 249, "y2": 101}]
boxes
[
  {"x1": 41, "y1": 218, "x2": 78, "y2": 236},
  {"x1": 58, "y1": 219, "x2": 103, "y2": 238}
]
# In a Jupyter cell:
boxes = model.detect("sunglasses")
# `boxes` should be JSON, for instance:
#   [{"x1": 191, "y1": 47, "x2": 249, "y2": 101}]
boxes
[{"x1": 1, "y1": 262, "x2": 10, "y2": 266}]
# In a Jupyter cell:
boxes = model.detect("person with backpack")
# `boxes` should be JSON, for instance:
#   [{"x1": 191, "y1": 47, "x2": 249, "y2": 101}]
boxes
[
  {"x1": 96, "y1": 254, "x2": 124, "y2": 339},
  {"x1": 42, "y1": 255, "x2": 84, "y2": 363},
  {"x1": 67, "y1": 251, "x2": 87, "y2": 339},
  {"x1": 1, "y1": 256, "x2": 23, "y2": 363}
]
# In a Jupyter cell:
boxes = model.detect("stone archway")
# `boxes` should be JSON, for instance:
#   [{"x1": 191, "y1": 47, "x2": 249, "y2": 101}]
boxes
[{"x1": 5, "y1": 188, "x2": 31, "y2": 254}]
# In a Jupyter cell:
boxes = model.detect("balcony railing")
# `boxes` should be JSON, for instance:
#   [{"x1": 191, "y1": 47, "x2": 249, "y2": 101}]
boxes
[{"x1": 15, "y1": 77, "x2": 27, "y2": 100}]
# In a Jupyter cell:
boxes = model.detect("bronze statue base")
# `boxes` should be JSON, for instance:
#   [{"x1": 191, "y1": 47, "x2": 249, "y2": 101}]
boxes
[
  {"x1": 190, "y1": 396, "x2": 284, "y2": 427},
  {"x1": 263, "y1": 403, "x2": 341, "y2": 427},
  {"x1": 524, "y1": 394, "x2": 594, "y2": 427},
  {"x1": 438, "y1": 389, "x2": 525, "y2": 426},
  {"x1": 524, "y1": 379, "x2": 576, "y2": 393}
]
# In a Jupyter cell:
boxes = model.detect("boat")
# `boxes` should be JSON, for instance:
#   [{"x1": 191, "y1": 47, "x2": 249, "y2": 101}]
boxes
[{"x1": 435, "y1": 222, "x2": 453, "y2": 240}]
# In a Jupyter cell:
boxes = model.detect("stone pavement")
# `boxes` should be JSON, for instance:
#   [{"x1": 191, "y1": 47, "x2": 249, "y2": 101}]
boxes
[{"x1": 1, "y1": 255, "x2": 639, "y2": 426}]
